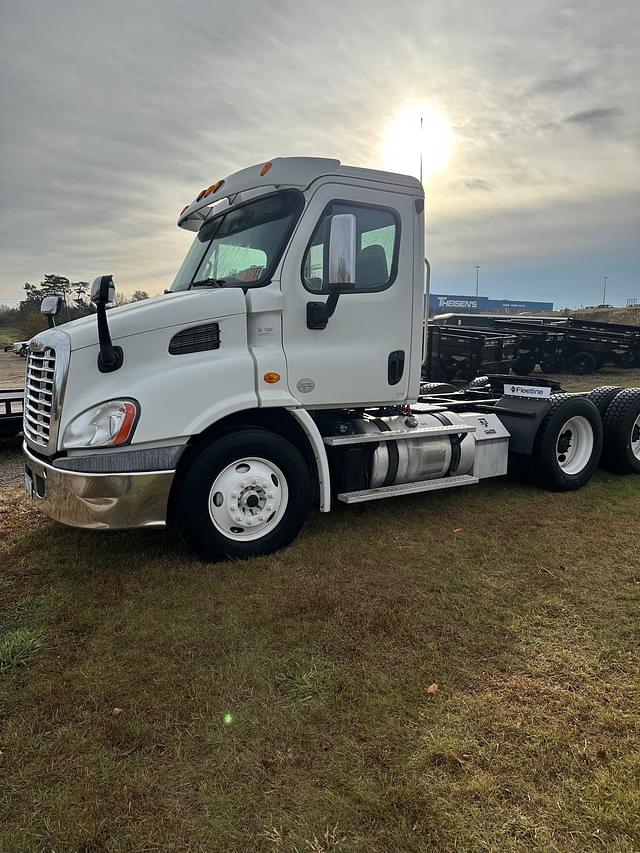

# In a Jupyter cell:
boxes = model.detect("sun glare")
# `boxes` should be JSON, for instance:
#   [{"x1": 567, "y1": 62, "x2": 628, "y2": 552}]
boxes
[{"x1": 383, "y1": 104, "x2": 453, "y2": 181}]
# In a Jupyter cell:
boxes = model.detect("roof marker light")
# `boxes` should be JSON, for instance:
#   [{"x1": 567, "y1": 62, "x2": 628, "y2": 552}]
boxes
[
  {"x1": 203, "y1": 179, "x2": 224, "y2": 198},
  {"x1": 260, "y1": 161, "x2": 273, "y2": 177}
]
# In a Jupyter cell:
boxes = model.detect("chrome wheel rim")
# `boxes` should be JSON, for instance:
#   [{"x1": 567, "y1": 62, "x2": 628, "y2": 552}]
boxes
[
  {"x1": 208, "y1": 457, "x2": 288, "y2": 542},
  {"x1": 556, "y1": 416, "x2": 594, "y2": 475},
  {"x1": 631, "y1": 415, "x2": 640, "y2": 462}
]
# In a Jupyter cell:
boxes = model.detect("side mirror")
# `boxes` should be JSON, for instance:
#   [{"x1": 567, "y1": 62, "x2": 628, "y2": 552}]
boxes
[
  {"x1": 306, "y1": 213, "x2": 357, "y2": 330},
  {"x1": 41, "y1": 295, "x2": 63, "y2": 316},
  {"x1": 40, "y1": 296, "x2": 63, "y2": 329},
  {"x1": 328, "y1": 213, "x2": 356, "y2": 286},
  {"x1": 91, "y1": 274, "x2": 116, "y2": 305}
]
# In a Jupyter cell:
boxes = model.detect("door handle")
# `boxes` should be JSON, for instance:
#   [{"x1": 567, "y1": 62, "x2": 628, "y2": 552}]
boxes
[{"x1": 388, "y1": 350, "x2": 405, "y2": 385}]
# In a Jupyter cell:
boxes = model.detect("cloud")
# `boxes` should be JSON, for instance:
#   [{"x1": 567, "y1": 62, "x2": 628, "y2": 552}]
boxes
[
  {"x1": 530, "y1": 70, "x2": 591, "y2": 95},
  {"x1": 562, "y1": 107, "x2": 624, "y2": 131},
  {"x1": 464, "y1": 179, "x2": 493, "y2": 192},
  {"x1": 0, "y1": 0, "x2": 638, "y2": 308}
]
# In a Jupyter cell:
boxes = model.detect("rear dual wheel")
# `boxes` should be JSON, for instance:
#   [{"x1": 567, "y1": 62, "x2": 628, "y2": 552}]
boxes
[
  {"x1": 530, "y1": 395, "x2": 603, "y2": 490},
  {"x1": 601, "y1": 389, "x2": 640, "y2": 474},
  {"x1": 174, "y1": 429, "x2": 312, "y2": 561}
]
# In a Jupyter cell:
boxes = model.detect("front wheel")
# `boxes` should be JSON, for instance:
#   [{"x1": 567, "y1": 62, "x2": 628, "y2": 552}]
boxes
[{"x1": 173, "y1": 429, "x2": 312, "y2": 560}]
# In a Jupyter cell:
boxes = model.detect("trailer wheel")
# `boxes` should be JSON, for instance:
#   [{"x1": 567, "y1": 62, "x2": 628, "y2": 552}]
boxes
[
  {"x1": 601, "y1": 389, "x2": 640, "y2": 474},
  {"x1": 531, "y1": 394, "x2": 602, "y2": 490},
  {"x1": 568, "y1": 351, "x2": 597, "y2": 375},
  {"x1": 174, "y1": 429, "x2": 312, "y2": 560},
  {"x1": 613, "y1": 351, "x2": 637, "y2": 369},
  {"x1": 512, "y1": 355, "x2": 536, "y2": 375},
  {"x1": 584, "y1": 385, "x2": 623, "y2": 416}
]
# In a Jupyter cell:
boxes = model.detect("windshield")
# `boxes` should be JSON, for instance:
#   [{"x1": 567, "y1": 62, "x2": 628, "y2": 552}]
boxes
[{"x1": 170, "y1": 190, "x2": 303, "y2": 291}]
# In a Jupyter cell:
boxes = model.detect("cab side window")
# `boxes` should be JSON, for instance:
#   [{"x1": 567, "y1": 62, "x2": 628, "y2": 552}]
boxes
[{"x1": 302, "y1": 202, "x2": 399, "y2": 293}]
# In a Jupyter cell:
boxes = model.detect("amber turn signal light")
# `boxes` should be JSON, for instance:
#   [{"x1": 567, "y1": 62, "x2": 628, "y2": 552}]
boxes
[
  {"x1": 263, "y1": 372, "x2": 280, "y2": 384},
  {"x1": 260, "y1": 161, "x2": 273, "y2": 176}
]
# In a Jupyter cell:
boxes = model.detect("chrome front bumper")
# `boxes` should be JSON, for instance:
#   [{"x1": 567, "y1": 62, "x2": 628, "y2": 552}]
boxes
[{"x1": 23, "y1": 444, "x2": 175, "y2": 529}]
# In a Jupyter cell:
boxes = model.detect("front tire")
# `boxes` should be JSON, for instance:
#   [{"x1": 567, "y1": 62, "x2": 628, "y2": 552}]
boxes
[
  {"x1": 174, "y1": 429, "x2": 312, "y2": 560},
  {"x1": 530, "y1": 394, "x2": 603, "y2": 490}
]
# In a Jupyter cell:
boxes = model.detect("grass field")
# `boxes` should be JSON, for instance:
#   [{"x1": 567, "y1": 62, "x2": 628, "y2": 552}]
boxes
[
  {"x1": 0, "y1": 325, "x2": 22, "y2": 348},
  {"x1": 1, "y1": 371, "x2": 639, "y2": 851}
]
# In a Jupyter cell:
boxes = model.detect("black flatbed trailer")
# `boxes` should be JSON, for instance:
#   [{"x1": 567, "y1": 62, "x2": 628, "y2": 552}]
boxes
[
  {"x1": 0, "y1": 389, "x2": 24, "y2": 438},
  {"x1": 432, "y1": 313, "x2": 640, "y2": 374},
  {"x1": 423, "y1": 325, "x2": 518, "y2": 381}
]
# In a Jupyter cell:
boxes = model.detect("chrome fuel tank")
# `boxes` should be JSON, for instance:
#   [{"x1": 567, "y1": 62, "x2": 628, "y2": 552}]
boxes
[{"x1": 354, "y1": 412, "x2": 476, "y2": 488}]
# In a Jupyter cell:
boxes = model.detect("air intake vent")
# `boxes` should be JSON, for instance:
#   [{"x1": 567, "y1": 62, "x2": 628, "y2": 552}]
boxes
[{"x1": 169, "y1": 323, "x2": 220, "y2": 355}]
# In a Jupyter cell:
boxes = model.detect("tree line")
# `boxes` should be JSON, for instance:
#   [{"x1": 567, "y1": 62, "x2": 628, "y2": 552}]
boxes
[{"x1": 0, "y1": 275, "x2": 149, "y2": 340}]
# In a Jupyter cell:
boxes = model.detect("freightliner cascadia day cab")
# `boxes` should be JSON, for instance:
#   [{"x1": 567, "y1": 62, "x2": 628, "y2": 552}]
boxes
[{"x1": 23, "y1": 157, "x2": 640, "y2": 559}]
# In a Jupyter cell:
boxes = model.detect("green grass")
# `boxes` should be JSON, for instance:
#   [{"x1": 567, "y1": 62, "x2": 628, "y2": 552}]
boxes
[
  {"x1": 0, "y1": 627, "x2": 47, "y2": 670},
  {"x1": 1, "y1": 464, "x2": 639, "y2": 851},
  {"x1": 0, "y1": 325, "x2": 21, "y2": 346}
]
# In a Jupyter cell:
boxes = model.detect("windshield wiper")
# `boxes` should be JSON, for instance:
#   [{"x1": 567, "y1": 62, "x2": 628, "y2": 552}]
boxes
[{"x1": 190, "y1": 277, "x2": 226, "y2": 288}]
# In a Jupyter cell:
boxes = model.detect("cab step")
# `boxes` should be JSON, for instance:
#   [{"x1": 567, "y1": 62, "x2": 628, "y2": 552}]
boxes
[{"x1": 337, "y1": 474, "x2": 479, "y2": 504}]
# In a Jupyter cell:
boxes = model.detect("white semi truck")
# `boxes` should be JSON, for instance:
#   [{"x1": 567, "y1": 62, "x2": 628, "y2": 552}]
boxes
[{"x1": 23, "y1": 157, "x2": 640, "y2": 559}]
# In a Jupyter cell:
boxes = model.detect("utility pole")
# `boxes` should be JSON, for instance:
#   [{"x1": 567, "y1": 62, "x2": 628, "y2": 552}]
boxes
[
  {"x1": 419, "y1": 115, "x2": 423, "y2": 184},
  {"x1": 475, "y1": 265, "x2": 480, "y2": 298},
  {"x1": 602, "y1": 276, "x2": 608, "y2": 305}
]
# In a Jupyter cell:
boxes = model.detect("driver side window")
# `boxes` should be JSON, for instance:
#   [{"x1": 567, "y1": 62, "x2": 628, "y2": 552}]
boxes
[{"x1": 302, "y1": 201, "x2": 399, "y2": 293}]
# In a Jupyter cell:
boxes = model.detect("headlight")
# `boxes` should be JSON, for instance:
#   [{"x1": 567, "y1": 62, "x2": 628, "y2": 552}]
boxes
[{"x1": 62, "y1": 399, "x2": 139, "y2": 449}]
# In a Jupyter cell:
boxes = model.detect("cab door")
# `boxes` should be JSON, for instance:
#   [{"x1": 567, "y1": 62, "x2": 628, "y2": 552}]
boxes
[{"x1": 281, "y1": 182, "x2": 416, "y2": 408}]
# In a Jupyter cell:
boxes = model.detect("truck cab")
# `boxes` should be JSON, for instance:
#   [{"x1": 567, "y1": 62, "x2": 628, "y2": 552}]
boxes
[{"x1": 22, "y1": 157, "x2": 639, "y2": 559}]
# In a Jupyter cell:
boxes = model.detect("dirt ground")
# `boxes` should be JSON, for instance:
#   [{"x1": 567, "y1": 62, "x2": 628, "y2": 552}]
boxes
[{"x1": 0, "y1": 350, "x2": 27, "y2": 389}]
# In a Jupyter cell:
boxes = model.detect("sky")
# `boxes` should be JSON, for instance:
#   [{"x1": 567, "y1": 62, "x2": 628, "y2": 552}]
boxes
[{"x1": 1, "y1": 0, "x2": 638, "y2": 309}]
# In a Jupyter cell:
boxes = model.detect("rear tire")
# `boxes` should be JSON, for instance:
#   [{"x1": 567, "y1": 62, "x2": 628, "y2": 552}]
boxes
[
  {"x1": 420, "y1": 382, "x2": 457, "y2": 395},
  {"x1": 174, "y1": 429, "x2": 312, "y2": 561},
  {"x1": 568, "y1": 351, "x2": 597, "y2": 375},
  {"x1": 585, "y1": 385, "x2": 623, "y2": 417},
  {"x1": 467, "y1": 375, "x2": 490, "y2": 391},
  {"x1": 601, "y1": 389, "x2": 640, "y2": 474},
  {"x1": 530, "y1": 394, "x2": 602, "y2": 490}
]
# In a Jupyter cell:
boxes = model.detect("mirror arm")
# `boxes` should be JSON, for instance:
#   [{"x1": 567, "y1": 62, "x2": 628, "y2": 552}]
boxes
[
  {"x1": 306, "y1": 283, "x2": 344, "y2": 331},
  {"x1": 96, "y1": 300, "x2": 124, "y2": 373}
]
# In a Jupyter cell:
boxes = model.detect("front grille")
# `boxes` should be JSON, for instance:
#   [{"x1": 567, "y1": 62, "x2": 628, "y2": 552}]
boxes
[{"x1": 24, "y1": 346, "x2": 56, "y2": 447}]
